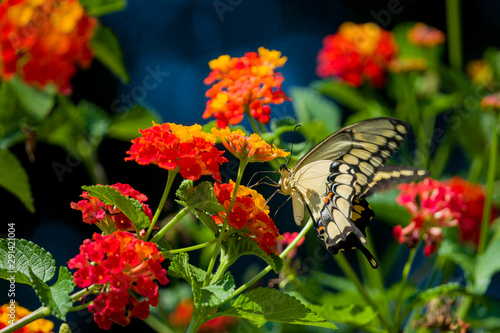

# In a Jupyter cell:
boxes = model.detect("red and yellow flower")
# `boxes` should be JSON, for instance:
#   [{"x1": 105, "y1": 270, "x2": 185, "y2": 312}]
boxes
[
  {"x1": 407, "y1": 23, "x2": 445, "y2": 47},
  {"x1": 203, "y1": 47, "x2": 289, "y2": 128},
  {"x1": 446, "y1": 176, "x2": 497, "y2": 247},
  {"x1": 393, "y1": 178, "x2": 465, "y2": 256},
  {"x1": 212, "y1": 127, "x2": 289, "y2": 162},
  {"x1": 70, "y1": 183, "x2": 153, "y2": 232},
  {"x1": 0, "y1": 303, "x2": 53, "y2": 333},
  {"x1": 481, "y1": 92, "x2": 500, "y2": 111},
  {"x1": 316, "y1": 22, "x2": 397, "y2": 88},
  {"x1": 0, "y1": 0, "x2": 96, "y2": 94},
  {"x1": 68, "y1": 230, "x2": 168, "y2": 330},
  {"x1": 125, "y1": 123, "x2": 228, "y2": 182},
  {"x1": 213, "y1": 181, "x2": 281, "y2": 255}
]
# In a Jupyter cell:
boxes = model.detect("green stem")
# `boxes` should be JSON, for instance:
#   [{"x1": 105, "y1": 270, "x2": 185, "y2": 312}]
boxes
[
  {"x1": 185, "y1": 310, "x2": 205, "y2": 333},
  {"x1": 150, "y1": 205, "x2": 192, "y2": 244},
  {"x1": 161, "y1": 237, "x2": 218, "y2": 255},
  {"x1": 231, "y1": 218, "x2": 314, "y2": 299},
  {"x1": 204, "y1": 160, "x2": 248, "y2": 287},
  {"x1": 478, "y1": 114, "x2": 499, "y2": 254},
  {"x1": 335, "y1": 254, "x2": 391, "y2": 331},
  {"x1": 245, "y1": 108, "x2": 261, "y2": 134},
  {"x1": 393, "y1": 248, "x2": 417, "y2": 330},
  {"x1": 446, "y1": 0, "x2": 462, "y2": 69},
  {"x1": 144, "y1": 169, "x2": 178, "y2": 241},
  {"x1": 0, "y1": 307, "x2": 52, "y2": 333},
  {"x1": 468, "y1": 154, "x2": 484, "y2": 183}
]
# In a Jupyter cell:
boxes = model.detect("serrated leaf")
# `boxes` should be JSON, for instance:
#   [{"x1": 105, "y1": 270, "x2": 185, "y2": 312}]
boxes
[
  {"x1": 168, "y1": 253, "x2": 206, "y2": 303},
  {"x1": 290, "y1": 86, "x2": 341, "y2": 134},
  {"x1": 80, "y1": 0, "x2": 126, "y2": 16},
  {"x1": 311, "y1": 304, "x2": 377, "y2": 327},
  {"x1": 30, "y1": 266, "x2": 74, "y2": 321},
  {"x1": 90, "y1": 25, "x2": 129, "y2": 82},
  {"x1": 108, "y1": 105, "x2": 159, "y2": 140},
  {"x1": 220, "y1": 287, "x2": 336, "y2": 329},
  {"x1": 474, "y1": 239, "x2": 500, "y2": 294},
  {"x1": 224, "y1": 236, "x2": 282, "y2": 273},
  {"x1": 82, "y1": 185, "x2": 150, "y2": 230},
  {"x1": 0, "y1": 149, "x2": 34, "y2": 213},
  {"x1": 8, "y1": 77, "x2": 55, "y2": 120},
  {"x1": 200, "y1": 272, "x2": 235, "y2": 309},
  {"x1": 0, "y1": 239, "x2": 56, "y2": 285}
]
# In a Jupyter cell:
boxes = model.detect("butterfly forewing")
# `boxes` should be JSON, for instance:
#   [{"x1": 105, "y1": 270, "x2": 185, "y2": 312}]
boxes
[{"x1": 292, "y1": 117, "x2": 409, "y2": 197}]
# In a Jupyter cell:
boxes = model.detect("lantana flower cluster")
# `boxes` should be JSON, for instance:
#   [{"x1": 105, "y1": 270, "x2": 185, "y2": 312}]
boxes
[
  {"x1": 203, "y1": 47, "x2": 289, "y2": 128},
  {"x1": 394, "y1": 177, "x2": 496, "y2": 256},
  {"x1": 407, "y1": 22, "x2": 446, "y2": 47},
  {"x1": 213, "y1": 181, "x2": 281, "y2": 255},
  {"x1": 0, "y1": 303, "x2": 54, "y2": 333},
  {"x1": 125, "y1": 123, "x2": 228, "y2": 182},
  {"x1": 212, "y1": 127, "x2": 289, "y2": 162},
  {"x1": 70, "y1": 183, "x2": 153, "y2": 232},
  {"x1": 0, "y1": 0, "x2": 96, "y2": 94},
  {"x1": 316, "y1": 22, "x2": 397, "y2": 88},
  {"x1": 68, "y1": 230, "x2": 168, "y2": 330}
]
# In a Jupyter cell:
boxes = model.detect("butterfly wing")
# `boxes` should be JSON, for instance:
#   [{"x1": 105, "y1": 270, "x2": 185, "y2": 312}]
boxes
[
  {"x1": 292, "y1": 160, "x2": 378, "y2": 267},
  {"x1": 292, "y1": 117, "x2": 409, "y2": 197}
]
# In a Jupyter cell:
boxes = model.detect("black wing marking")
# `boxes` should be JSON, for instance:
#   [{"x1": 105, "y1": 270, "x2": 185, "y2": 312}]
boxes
[{"x1": 361, "y1": 165, "x2": 429, "y2": 197}]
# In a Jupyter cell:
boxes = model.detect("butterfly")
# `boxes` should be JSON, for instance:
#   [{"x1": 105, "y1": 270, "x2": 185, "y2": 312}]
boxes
[{"x1": 278, "y1": 117, "x2": 428, "y2": 268}]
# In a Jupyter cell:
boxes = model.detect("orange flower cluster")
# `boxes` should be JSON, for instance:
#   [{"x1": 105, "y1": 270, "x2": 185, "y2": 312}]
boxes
[
  {"x1": 0, "y1": 303, "x2": 53, "y2": 333},
  {"x1": 0, "y1": 0, "x2": 96, "y2": 94},
  {"x1": 212, "y1": 127, "x2": 289, "y2": 162},
  {"x1": 407, "y1": 23, "x2": 445, "y2": 47},
  {"x1": 213, "y1": 181, "x2": 281, "y2": 255},
  {"x1": 317, "y1": 22, "x2": 397, "y2": 88},
  {"x1": 203, "y1": 47, "x2": 289, "y2": 128},
  {"x1": 126, "y1": 123, "x2": 228, "y2": 182}
]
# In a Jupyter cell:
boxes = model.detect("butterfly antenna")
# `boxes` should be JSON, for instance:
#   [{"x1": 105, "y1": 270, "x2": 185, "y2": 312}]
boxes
[
  {"x1": 286, "y1": 124, "x2": 301, "y2": 167},
  {"x1": 274, "y1": 195, "x2": 292, "y2": 221}
]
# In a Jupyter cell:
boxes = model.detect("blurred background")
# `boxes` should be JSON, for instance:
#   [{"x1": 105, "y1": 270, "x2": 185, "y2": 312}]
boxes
[{"x1": 2, "y1": 0, "x2": 500, "y2": 332}]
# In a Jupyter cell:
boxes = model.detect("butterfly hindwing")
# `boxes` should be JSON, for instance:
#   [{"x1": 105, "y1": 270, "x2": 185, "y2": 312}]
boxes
[{"x1": 362, "y1": 165, "x2": 430, "y2": 197}]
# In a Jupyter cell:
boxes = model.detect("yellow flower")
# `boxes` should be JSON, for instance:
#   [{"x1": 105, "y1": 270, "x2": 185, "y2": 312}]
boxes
[
  {"x1": 258, "y1": 47, "x2": 287, "y2": 68},
  {"x1": 212, "y1": 127, "x2": 289, "y2": 162},
  {"x1": 466, "y1": 60, "x2": 492, "y2": 86},
  {"x1": 0, "y1": 303, "x2": 54, "y2": 333}
]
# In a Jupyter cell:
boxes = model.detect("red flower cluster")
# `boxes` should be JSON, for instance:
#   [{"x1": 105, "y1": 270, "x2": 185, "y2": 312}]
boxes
[
  {"x1": 407, "y1": 23, "x2": 445, "y2": 47},
  {"x1": 0, "y1": 0, "x2": 96, "y2": 94},
  {"x1": 447, "y1": 177, "x2": 497, "y2": 246},
  {"x1": 393, "y1": 178, "x2": 465, "y2": 256},
  {"x1": 203, "y1": 47, "x2": 289, "y2": 128},
  {"x1": 317, "y1": 22, "x2": 397, "y2": 88},
  {"x1": 125, "y1": 123, "x2": 228, "y2": 182},
  {"x1": 276, "y1": 232, "x2": 305, "y2": 260},
  {"x1": 71, "y1": 183, "x2": 153, "y2": 232},
  {"x1": 213, "y1": 181, "x2": 281, "y2": 255},
  {"x1": 0, "y1": 303, "x2": 53, "y2": 333},
  {"x1": 68, "y1": 231, "x2": 168, "y2": 330},
  {"x1": 168, "y1": 298, "x2": 237, "y2": 332}
]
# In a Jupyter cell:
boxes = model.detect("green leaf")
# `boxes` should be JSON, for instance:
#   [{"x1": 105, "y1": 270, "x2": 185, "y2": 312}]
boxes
[
  {"x1": 168, "y1": 253, "x2": 207, "y2": 304},
  {"x1": 80, "y1": 0, "x2": 126, "y2": 16},
  {"x1": 30, "y1": 266, "x2": 74, "y2": 321},
  {"x1": 473, "y1": 238, "x2": 500, "y2": 294},
  {"x1": 200, "y1": 272, "x2": 235, "y2": 309},
  {"x1": 8, "y1": 77, "x2": 55, "y2": 120},
  {"x1": 220, "y1": 287, "x2": 336, "y2": 329},
  {"x1": 224, "y1": 236, "x2": 283, "y2": 273},
  {"x1": 176, "y1": 180, "x2": 222, "y2": 234},
  {"x1": 437, "y1": 239, "x2": 475, "y2": 277},
  {"x1": 82, "y1": 185, "x2": 151, "y2": 230},
  {"x1": 312, "y1": 80, "x2": 372, "y2": 112},
  {"x1": 289, "y1": 86, "x2": 342, "y2": 133},
  {"x1": 90, "y1": 25, "x2": 129, "y2": 82},
  {"x1": 311, "y1": 304, "x2": 378, "y2": 328},
  {"x1": 108, "y1": 105, "x2": 159, "y2": 140},
  {"x1": 0, "y1": 149, "x2": 34, "y2": 213},
  {"x1": 367, "y1": 189, "x2": 410, "y2": 227},
  {"x1": 0, "y1": 239, "x2": 56, "y2": 285}
]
